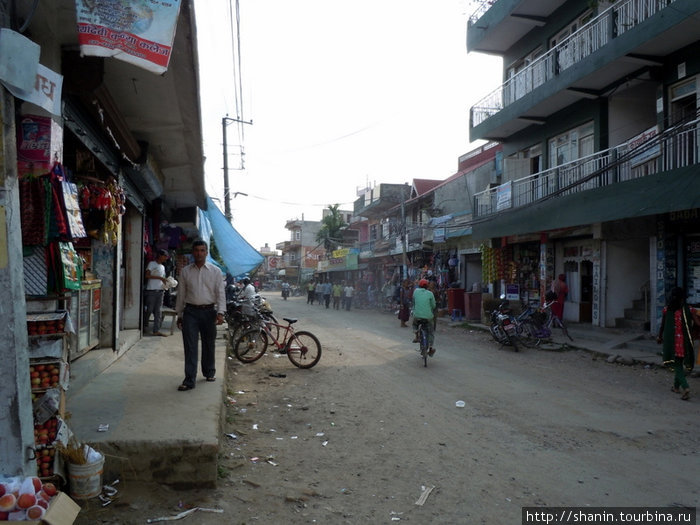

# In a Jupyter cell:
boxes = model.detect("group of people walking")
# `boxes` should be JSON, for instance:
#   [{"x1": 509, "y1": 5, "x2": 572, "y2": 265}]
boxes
[{"x1": 306, "y1": 280, "x2": 355, "y2": 310}]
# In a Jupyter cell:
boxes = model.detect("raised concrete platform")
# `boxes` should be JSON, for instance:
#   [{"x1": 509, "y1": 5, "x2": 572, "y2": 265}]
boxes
[{"x1": 66, "y1": 328, "x2": 227, "y2": 488}]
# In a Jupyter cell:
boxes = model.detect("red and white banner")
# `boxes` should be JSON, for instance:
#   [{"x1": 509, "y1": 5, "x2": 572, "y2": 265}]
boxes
[{"x1": 75, "y1": 0, "x2": 182, "y2": 75}]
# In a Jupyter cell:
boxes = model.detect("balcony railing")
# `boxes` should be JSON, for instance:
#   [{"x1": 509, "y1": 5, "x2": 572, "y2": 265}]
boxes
[
  {"x1": 473, "y1": 117, "x2": 700, "y2": 217},
  {"x1": 471, "y1": 0, "x2": 677, "y2": 127},
  {"x1": 468, "y1": 0, "x2": 496, "y2": 25}
]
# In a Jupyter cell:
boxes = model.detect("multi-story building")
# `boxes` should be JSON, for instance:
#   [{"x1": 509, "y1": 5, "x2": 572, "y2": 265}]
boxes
[
  {"x1": 276, "y1": 218, "x2": 321, "y2": 284},
  {"x1": 467, "y1": 0, "x2": 700, "y2": 331}
]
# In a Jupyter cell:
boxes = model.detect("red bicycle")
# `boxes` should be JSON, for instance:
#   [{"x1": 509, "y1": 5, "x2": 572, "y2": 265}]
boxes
[{"x1": 233, "y1": 317, "x2": 322, "y2": 369}]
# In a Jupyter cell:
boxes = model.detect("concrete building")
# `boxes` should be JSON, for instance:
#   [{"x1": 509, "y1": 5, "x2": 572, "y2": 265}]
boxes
[{"x1": 467, "y1": 0, "x2": 700, "y2": 330}]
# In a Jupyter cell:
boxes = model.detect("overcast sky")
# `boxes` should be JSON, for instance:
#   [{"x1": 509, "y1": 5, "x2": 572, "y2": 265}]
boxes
[{"x1": 195, "y1": 0, "x2": 501, "y2": 253}]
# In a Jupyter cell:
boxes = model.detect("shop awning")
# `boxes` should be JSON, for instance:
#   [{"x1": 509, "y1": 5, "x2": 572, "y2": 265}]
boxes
[{"x1": 199, "y1": 196, "x2": 264, "y2": 277}]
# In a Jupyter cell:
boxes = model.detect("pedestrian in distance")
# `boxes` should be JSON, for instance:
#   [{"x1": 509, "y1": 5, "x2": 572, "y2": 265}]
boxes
[
  {"x1": 398, "y1": 279, "x2": 413, "y2": 328},
  {"x1": 412, "y1": 278, "x2": 437, "y2": 356},
  {"x1": 323, "y1": 281, "x2": 332, "y2": 309},
  {"x1": 656, "y1": 287, "x2": 699, "y2": 400},
  {"x1": 550, "y1": 274, "x2": 569, "y2": 321},
  {"x1": 332, "y1": 282, "x2": 342, "y2": 310},
  {"x1": 175, "y1": 240, "x2": 226, "y2": 391},
  {"x1": 307, "y1": 280, "x2": 316, "y2": 305},
  {"x1": 343, "y1": 282, "x2": 355, "y2": 310},
  {"x1": 144, "y1": 249, "x2": 170, "y2": 337}
]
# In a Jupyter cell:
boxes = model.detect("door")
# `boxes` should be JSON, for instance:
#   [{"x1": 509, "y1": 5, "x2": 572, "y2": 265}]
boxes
[{"x1": 580, "y1": 260, "x2": 593, "y2": 322}]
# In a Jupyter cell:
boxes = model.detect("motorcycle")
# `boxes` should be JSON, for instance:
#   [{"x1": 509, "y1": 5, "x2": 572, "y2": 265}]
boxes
[
  {"x1": 281, "y1": 286, "x2": 290, "y2": 300},
  {"x1": 489, "y1": 294, "x2": 521, "y2": 351}
]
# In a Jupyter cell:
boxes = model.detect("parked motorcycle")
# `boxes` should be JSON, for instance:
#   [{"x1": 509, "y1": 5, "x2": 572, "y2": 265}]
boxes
[{"x1": 489, "y1": 294, "x2": 521, "y2": 351}]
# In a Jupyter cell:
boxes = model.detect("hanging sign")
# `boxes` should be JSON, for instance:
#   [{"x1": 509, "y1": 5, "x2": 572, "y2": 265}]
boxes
[
  {"x1": 75, "y1": 0, "x2": 182, "y2": 75},
  {"x1": 4, "y1": 64, "x2": 63, "y2": 117}
]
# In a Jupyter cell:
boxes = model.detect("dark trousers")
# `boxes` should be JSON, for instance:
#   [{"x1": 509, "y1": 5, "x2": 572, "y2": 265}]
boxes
[
  {"x1": 324, "y1": 294, "x2": 331, "y2": 308},
  {"x1": 308, "y1": 290, "x2": 314, "y2": 304},
  {"x1": 181, "y1": 307, "x2": 217, "y2": 388},
  {"x1": 143, "y1": 290, "x2": 164, "y2": 333}
]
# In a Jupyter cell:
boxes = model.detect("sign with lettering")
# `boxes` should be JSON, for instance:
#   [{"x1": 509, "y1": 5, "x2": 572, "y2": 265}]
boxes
[
  {"x1": 5, "y1": 64, "x2": 62, "y2": 116},
  {"x1": 75, "y1": 0, "x2": 182, "y2": 75}
]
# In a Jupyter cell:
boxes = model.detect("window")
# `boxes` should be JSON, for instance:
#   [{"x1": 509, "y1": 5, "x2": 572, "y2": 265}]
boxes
[
  {"x1": 548, "y1": 121, "x2": 594, "y2": 167},
  {"x1": 294, "y1": 230, "x2": 301, "y2": 241},
  {"x1": 669, "y1": 77, "x2": 697, "y2": 125}
]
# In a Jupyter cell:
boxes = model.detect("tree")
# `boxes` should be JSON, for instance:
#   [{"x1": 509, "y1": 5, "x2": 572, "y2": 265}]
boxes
[{"x1": 316, "y1": 204, "x2": 346, "y2": 255}]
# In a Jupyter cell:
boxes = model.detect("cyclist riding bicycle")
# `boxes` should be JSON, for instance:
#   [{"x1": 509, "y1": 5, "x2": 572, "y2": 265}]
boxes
[{"x1": 412, "y1": 279, "x2": 437, "y2": 356}]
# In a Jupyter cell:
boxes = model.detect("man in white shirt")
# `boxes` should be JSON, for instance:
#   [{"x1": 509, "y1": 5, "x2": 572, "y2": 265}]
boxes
[
  {"x1": 343, "y1": 283, "x2": 354, "y2": 311},
  {"x1": 144, "y1": 249, "x2": 169, "y2": 336},
  {"x1": 175, "y1": 241, "x2": 226, "y2": 391}
]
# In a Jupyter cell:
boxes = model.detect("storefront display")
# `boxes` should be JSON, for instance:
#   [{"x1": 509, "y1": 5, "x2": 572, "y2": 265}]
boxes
[{"x1": 65, "y1": 280, "x2": 101, "y2": 361}]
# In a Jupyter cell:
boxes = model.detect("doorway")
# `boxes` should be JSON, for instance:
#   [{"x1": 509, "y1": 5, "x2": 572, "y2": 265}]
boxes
[{"x1": 579, "y1": 260, "x2": 593, "y2": 322}]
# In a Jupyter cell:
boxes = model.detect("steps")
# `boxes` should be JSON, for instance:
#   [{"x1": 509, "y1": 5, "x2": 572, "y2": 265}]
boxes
[{"x1": 614, "y1": 296, "x2": 650, "y2": 331}]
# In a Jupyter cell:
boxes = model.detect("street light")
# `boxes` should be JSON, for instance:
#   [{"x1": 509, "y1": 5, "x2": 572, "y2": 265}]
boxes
[{"x1": 222, "y1": 115, "x2": 252, "y2": 222}]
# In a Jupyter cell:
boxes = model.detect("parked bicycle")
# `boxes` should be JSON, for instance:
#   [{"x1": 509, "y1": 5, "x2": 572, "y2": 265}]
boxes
[
  {"x1": 225, "y1": 290, "x2": 279, "y2": 348},
  {"x1": 233, "y1": 317, "x2": 322, "y2": 369},
  {"x1": 517, "y1": 297, "x2": 573, "y2": 347}
]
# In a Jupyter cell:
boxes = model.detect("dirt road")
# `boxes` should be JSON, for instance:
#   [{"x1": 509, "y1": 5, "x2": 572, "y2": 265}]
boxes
[{"x1": 77, "y1": 294, "x2": 699, "y2": 524}]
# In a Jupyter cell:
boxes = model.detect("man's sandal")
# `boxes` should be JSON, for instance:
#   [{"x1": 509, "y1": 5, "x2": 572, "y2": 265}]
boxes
[{"x1": 178, "y1": 384, "x2": 193, "y2": 391}]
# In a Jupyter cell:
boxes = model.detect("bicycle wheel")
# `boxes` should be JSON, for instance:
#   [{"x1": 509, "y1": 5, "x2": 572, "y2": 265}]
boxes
[
  {"x1": 285, "y1": 331, "x2": 322, "y2": 369},
  {"x1": 554, "y1": 317, "x2": 573, "y2": 341},
  {"x1": 518, "y1": 319, "x2": 540, "y2": 347},
  {"x1": 234, "y1": 328, "x2": 268, "y2": 363},
  {"x1": 420, "y1": 326, "x2": 428, "y2": 367}
]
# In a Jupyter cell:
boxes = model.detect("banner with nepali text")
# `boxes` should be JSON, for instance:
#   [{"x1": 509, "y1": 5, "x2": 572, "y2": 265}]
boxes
[{"x1": 75, "y1": 0, "x2": 182, "y2": 75}]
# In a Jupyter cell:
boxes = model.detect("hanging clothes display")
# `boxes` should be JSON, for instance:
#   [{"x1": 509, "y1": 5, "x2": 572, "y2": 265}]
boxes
[{"x1": 19, "y1": 176, "x2": 51, "y2": 246}]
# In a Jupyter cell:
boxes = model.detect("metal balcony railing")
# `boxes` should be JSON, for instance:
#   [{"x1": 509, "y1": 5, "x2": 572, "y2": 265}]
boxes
[
  {"x1": 471, "y1": 0, "x2": 677, "y2": 127},
  {"x1": 473, "y1": 117, "x2": 700, "y2": 217},
  {"x1": 468, "y1": 0, "x2": 497, "y2": 25}
]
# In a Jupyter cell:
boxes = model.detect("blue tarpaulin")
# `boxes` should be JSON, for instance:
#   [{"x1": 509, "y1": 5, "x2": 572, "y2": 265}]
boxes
[{"x1": 198, "y1": 196, "x2": 263, "y2": 277}]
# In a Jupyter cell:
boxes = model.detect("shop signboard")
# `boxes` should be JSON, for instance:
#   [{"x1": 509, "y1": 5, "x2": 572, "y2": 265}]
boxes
[
  {"x1": 434, "y1": 227, "x2": 445, "y2": 243},
  {"x1": 496, "y1": 181, "x2": 512, "y2": 211},
  {"x1": 505, "y1": 283, "x2": 519, "y2": 301},
  {"x1": 4, "y1": 63, "x2": 63, "y2": 117},
  {"x1": 75, "y1": 0, "x2": 183, "y2": 75}
]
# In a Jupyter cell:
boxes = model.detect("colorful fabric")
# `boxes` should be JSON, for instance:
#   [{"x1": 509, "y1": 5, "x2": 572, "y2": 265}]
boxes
[{"x1": 660, "y1": 305, "x2": 695, "y2": 371}]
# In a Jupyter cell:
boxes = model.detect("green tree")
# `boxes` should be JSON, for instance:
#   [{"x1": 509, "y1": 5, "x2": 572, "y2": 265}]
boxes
[{"x1": 316, "y1": 204, "x2": 346, "y2": 255}]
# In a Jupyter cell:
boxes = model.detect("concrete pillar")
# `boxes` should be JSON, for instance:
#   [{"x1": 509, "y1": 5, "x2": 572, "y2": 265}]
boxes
[{"x1": 0, "y1": 85, "x2": 36, "y2": 476}]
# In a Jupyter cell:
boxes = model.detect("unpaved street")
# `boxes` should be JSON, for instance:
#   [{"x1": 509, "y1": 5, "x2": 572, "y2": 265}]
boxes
[{"x1": 77, "y1": 294, "x2": 698, "y2": 524}]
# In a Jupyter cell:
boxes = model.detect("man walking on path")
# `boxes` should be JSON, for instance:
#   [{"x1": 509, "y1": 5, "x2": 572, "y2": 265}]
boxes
[
  {"x1": 332, "y1": 282, "x2": 342, "y2": 310},
  {"x1": 175, "y1": 240, "x2": 226, "y2": 391},
  {"x1": 323, "y1": 281, "x2": 332, "y2": 308},
  {"x1": 343, "y1": 282, "x2": 355, "y2": 311},
  {"x1": 144, "y1": 249, "x2": 170, "y2": 336}
]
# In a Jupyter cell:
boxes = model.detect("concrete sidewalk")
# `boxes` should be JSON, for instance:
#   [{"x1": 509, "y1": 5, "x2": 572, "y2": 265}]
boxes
[{"x1": 66, "y1": 327, "x2": 227, "y2": 488}]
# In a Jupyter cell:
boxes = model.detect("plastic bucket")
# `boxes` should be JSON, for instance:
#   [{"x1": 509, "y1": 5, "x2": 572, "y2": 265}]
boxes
[{"x1": 68, "y1": 454, "x2": 104, "y2": 499}]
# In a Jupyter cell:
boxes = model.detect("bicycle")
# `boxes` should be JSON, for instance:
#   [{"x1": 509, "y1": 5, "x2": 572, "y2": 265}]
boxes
[
  {"x1": 517, "y1": 300, "x2": 573, "y2": 346},
  {"x1": 415, "y1": 319, "x2": 431, "y2": 367},
  {"x1": 233, "y1": 317, "x2": 322, "y2": 369}
]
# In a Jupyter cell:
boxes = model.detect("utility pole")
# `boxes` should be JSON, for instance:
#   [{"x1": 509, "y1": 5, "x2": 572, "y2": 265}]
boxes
[
  {"x1": 222, "y1": 115, "x2": 252, "y2": 223},
  {"x1": 401, "y1": 184, "x2": 408, "y2": 281}
]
